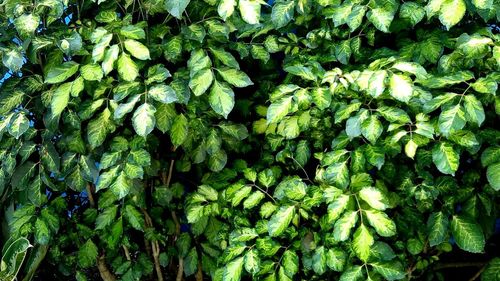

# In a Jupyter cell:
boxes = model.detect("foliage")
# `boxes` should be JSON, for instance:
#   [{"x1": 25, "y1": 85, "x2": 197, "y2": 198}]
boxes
[{"x1": 0, "y1": 0, "x2": 499, "y2": 280}]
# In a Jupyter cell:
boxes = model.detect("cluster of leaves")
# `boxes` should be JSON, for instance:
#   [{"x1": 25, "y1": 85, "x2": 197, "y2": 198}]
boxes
[{"x1": 0, "y1": 0, "x2": 499, "y2": 280}]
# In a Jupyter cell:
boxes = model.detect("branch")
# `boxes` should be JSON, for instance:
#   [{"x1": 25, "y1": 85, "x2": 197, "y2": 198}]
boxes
[
  {"x1": 434, "y1": 261, "x2": 487, "y2": 270},
  {"x1": 86, "y1": 183, "x2": 95, "y2": 208},
  {"x1": 97, "y1": 255, "x2": 117, "y2": 281},
  {"x1": 468, "y1": 264, "x2": 487, "y2": 281},
  {"x1": 142, "y1": 209, "x2": 164, "y2": 281},
  {"x1": 176, "y1": 257, "x2": 184, "y2": 281},
  {"x1": 122, "y1": 245, "x2": 131, "y2": 261}
]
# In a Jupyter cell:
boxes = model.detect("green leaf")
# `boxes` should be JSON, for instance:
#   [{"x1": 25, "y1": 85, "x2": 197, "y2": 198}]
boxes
[
  {"x1": 325, "y1": 162, "x2": 349, "y2": 189},
  {"x1": 244, "y1": 249, "x2": 260, "y2": 274},
  {"x1": 486, "y1": 162, "x2": 500, "y2": 191},
  {"x1": 96, "y1": 206, "x2": 118, "y2": 229},
  {"x1": 451, "y1": 215, "x2": 485, "y2": 253},
  {"x1": 336, "y1": 40, "x2": 352, "y2": 65},
  {"x1": 14, "y1": 13, "x2": 40, "y2": 36},
  {"x1": 328, "y1": 3, "x2": 352, "y2": 26},
  {"x1": 399, "y1": 2, "x2": 425, "y2": 26},
  {"x1": 438, "y1": 0, "x2": 466, "y2": 30},
  {"x1": 80, "y1": 64, "x2": 104, "y2": 81},
  {"x1": 210, "y1": 48, "x2": 240, "y2": 69},
  {"x1": 268, "y1": 205, "x2": 295, "y2": 237},
  {"x1": 367, "y1": 8, "x2": 394, "y2": 33},
  {"x1": 327, "y1": 249, "x2": 346, "y2": 272},
  {"x1": 148, "y1": 84, "x2": 176, "y2": 103},
  {"x1": 405, "y1": 139, "x2": 418, "y2": 159},
  {"x1": 120, "y1": 25, "x2": 146, "y2": 39},
  {"x1": 184, "y1": 248, "x2": 198, "y2": 276},
  {"x1": 239, "y1": 0, "x2": 261, "y2": 24},
  {"x1": 223, "y1": 256, "x2": 244, "y2": 281},
  {"x1": 209, "y1": 80, "x2": 235, "y2": 119},
  {"x1": 438, "y1": 104, "x2": 466, "y2": 137},
  {"x1": 365, "y1": 145, "x2": 385, "y2": 170},
  {"x1": 367, "y1": 70, "x2": 387, "y2": 98},
  {"x1": 361, "y1": 115, "x2": 383, "y2": 144},
  {"x1": 346, "y1": 110, "x2": 369, "y2": 140},
  {"x1": 87, "y1": 108, "x2": 114, "y2": 149},
  {"x1": 267, "y1": 96, "x2": 293, "y2": 124},
  {"x1": 96, "y1": 166, "x2": 119, "y2": 191},
  {"x1": 359, "y1": 186, "x2": 389, "y2": 210},
  {"x1": 364, "y1": 210, "x2": 396, "y2": 237},
  {"x1": 327, "y1": 194, "x2": 350, "y2": 222},
  {"x1": 114, "y1": 94, "x2": 141, "y2": 119},
  {"x1": 481, "y1": 258, "x2": 500, "y2": 281},
  {"x1": 50, "y1": 83, "x2": 71, "y2": 117},
  {"x1": 8, "y1": 112, "x2": 29, "y2": 139},
  {"x1": 78, "y1": 240, "x2": 98, "y2": 268},
  {"x1": 165, "y1": 0, "x2": 190, "y2": 19},
  {"x1": 117, "y1": 53, "x2": 139, "y2": 81},
  {"x1": 110, "y1": 171, "x2": 132, "y2": 199},
  {"x1": 34, "y1": 218, "x2": 50, "y2": 245},
  {"x1": 231, "y1": 185, "x2": 252, "y2": 206},
  {"x1": 243, "y1": 191, "x2": 265, "y2": 209},
  {"x1": 216, "y1": 68, "x2": 253, "y2": 88},
  {"x1": 124, "y1": 205, "x2": 145, "y2": 231},
  {"x1": 282, "y1": 250, "x2": 299, "y2": 277},
  {"x1": 427, "y1": 211, "x2": 449, "y2": 246},
  {"x1": 218, "y1": 0, "x2": 236, "y2": 20},
  {"x1": 371, "y1": 261, "x2": 405, "y2": 281},
  {"x1": 284, "y1": 65, "x2": 316, "y2": 81},
  {"x1": 271, "y1": 1, "x2": 295, "y2": 28},
  {"x1": 432, "y1": 142, "x2": 459, "y2": 175},
  {"x1": 2, "y1": 49, "x2": 24, "y2": 72},
  {"x1": 389, "y1": 74, "x2": 413, "y2": 103},
  {"x1": 312, "y1": 246, "x2": 327, "y2": 275},
  {"x1": 463, "y1": 95, "x2": 485, "y2": 126},
  {"x1": 170, "y1": 113, "x2": 188, "y2": 147},
  {"x1": 189, "y1": 69, "x2": 214, "y2": 96},
  {"x1": 471, "y1": 77, "x2": 497, "y2": 95},
  {"x1": 353, "y1": 224, "x2": 374, "y2": 262},
  {"x1": 45, "y1": 61, "x2": 79, "y2": 84},
  {"x1": 339, "y1": 265, "x2": 363, "y2": 281},
  {"x1": 333, "y1": 211, "x2": 358, "y2": 241},
  {"x1": 132, "y1": 103, "x2": 156, "y2": 137},
  {"x1": 124, "y1": 39, "x2": 151, "y2": 60},
  {"x1": 377, "y1": 106, "x2": 411, "y2": 124},
  {"x1": 347, "y1": 6, "x2": 367, "y2": 32}
]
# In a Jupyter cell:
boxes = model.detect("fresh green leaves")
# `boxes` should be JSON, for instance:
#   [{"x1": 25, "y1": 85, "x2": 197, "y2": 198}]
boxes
[
  {"x1": 209, "y1": 80, "x2": 235, "y2": 118},
  {"x1": 3, "y1": 1, "x2": 499, "y2": 281},
  {"x1": 451, "y1": 215, "x2": 485, "y2": 253}
]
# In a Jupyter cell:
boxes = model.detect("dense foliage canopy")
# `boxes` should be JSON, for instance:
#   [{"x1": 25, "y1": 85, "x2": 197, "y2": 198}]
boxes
[{"x1": 0, "y1": 0, "x2": 499, "y2": 280}]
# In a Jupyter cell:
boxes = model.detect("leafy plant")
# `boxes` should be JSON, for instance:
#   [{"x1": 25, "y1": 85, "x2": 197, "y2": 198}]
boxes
[{"x1": 0, "y1": 0, "x2": 499, "y2": 280}]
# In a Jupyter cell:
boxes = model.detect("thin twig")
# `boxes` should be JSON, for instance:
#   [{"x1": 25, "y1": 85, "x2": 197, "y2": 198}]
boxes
[
  {"x1": 434, "y1": 261, "x2": 486, "y2": 270},
  {"x1": 122, "y1": 245, "x2": 131, "y2": 261},
  {"x1": 97, "y1": 255, "x2": 117, "y2": 281},
  {"x1": 86, "y1": 183, "x2": 95, "y2": 208},
  {"x1": 468, "y1": 264, "x2": 487, "y2": 281},
  {"x1": 290, "y1": 156, "x2": 313, "y2": 184}
]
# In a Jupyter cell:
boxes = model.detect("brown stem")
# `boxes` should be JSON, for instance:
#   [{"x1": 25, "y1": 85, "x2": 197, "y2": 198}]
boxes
[
  {"x1": 468, "y1": 264, "x2": 487, "y2": 281},
  {"x1": 86, "y1": 183, "x2": 95, "y2": 208},
  {"x1": 195, "y1": 258, "x2": 203, "y2": 281},
  {"x1": 176, "y1": 257, "x2": 184, "y2": 281},
  {"x1": 152, "y1": 241, "x2": 164, "y2": 281},
  {"x1": 171, "y1": 210, "x2": 181, "y2": 236},
  {"x1": 166, "y1": 159, "x2": 175, "y2": 187},
  {"x1": 434, "y1": 261, "x2": 487, "y2": 270},
  {"x1": 97, "y1": 255, "x2": 117, "y2": 281},
  {"x1": 122, "y1": 245, "x2": 131, "y2": 261},
  {"x1": 142, "y1": 209, "x2": 164, "y2": 281}
]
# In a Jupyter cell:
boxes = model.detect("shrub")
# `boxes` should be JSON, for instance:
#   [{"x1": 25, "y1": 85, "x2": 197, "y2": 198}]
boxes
[{"x1": 0, "y1": 0, "x2": 499, "y2": 280}]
